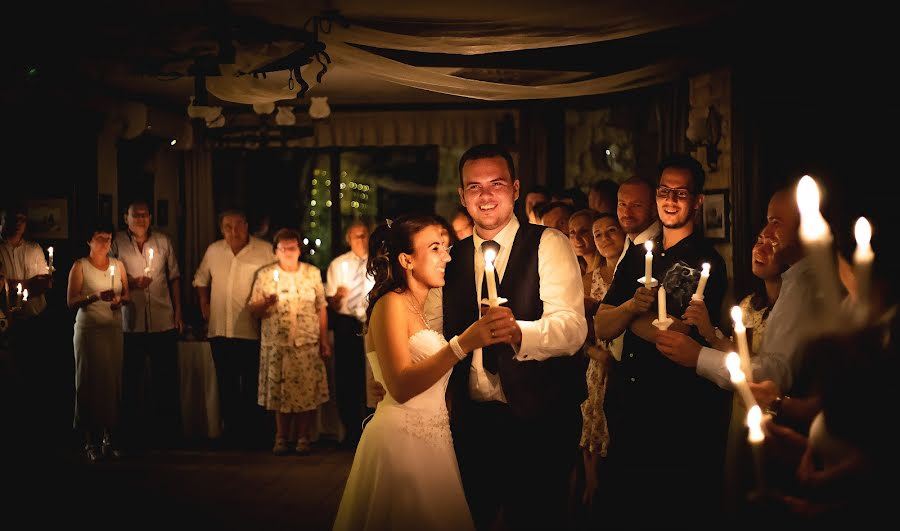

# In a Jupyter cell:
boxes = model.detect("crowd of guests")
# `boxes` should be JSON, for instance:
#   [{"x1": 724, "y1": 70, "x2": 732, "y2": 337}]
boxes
[{"x1": 1, "y1": 143, "x2": 896, "y2": 528}]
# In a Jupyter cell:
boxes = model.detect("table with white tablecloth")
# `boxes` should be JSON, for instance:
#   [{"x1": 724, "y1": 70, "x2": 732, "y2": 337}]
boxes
[{"x1": 177, "y1": 341, "x2": 222, "y2": 440}]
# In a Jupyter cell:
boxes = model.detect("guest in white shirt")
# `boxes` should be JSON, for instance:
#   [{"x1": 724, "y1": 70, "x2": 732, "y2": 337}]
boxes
[
  {"x1": 324, "y1": 220, "x2": 372, "y2": 447},
  {"x1": 193, "y1": 209, "x2": 274, "y2": 447},
  {"x1": 111, "y1": 201, "x2": 183, "y2": 448},
  {"x1": 0, "y1": 207, "x2": 52, "y2": 322}
]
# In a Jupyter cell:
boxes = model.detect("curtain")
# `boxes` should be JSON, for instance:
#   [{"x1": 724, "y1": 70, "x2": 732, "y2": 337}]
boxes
[
  {"x1": 655, "y1": 79, "x2": 689, "y2": 159},
  {"x1": 182, "y1": 149, "x2": 215, "y2": 307}
]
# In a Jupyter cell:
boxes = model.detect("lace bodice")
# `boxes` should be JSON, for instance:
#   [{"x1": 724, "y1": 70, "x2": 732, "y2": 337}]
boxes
[{"x1": 366, "y1": 328, "x2": 452, "y2": 447}]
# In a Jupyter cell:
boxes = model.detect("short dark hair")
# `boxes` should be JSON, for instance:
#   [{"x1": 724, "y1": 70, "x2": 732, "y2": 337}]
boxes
[
  {"x1": 453, "y1": 205, "x2": 473, "y2": 224},
  {"x1": 525, "y1": 185, "x2": 550, "y2": 198},
  {"x1": 590, "y1": 179, "x2": 619, "y2": 207},
  {"x1": 658, "y1": 153, "x2": 705, "y2": 194},
  {"x1": 218, "y1": 209, "x2": 247, "y2": 226},
  {"x1": 458, "y1": 144, "x2": 516, "y2": 188},
  {"x1": 272, "y1": 228, "x2": 302, "y2": 252},
  {"x1": 85, "y1": 218, "x2": 115, "y2": 242},
  {"x1": 126, "y1": 200, "x2": 151, "y2": 215},
  {"x1": 536, "y1": 200, "x2": 575, "y2": 221}
]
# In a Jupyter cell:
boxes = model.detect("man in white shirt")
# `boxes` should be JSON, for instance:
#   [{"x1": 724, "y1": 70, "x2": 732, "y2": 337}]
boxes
[
  {"x1": 0, "y1": 207, "x2": 51, "y2": 322},
  {"x1": 111, "y1": 201, "x2": 183, "y2": 448},
  {"x1": 193, "y1": 210, "x2": 274, "y2": 447},
  {"x1": 443, "y1": 144, "x2": 587, "y2": 530},
  {"x1": 324, "y1": 220, "x2": 372, "y2": 447}
]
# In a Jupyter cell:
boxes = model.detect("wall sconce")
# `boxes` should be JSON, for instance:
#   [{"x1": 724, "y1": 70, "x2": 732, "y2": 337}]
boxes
[
  {"x1": 309, "y1": 96, "x2": 331, "y2": 120},
  {"x1": 686, "y1": 105, "x2": 723, "y2": 171}
]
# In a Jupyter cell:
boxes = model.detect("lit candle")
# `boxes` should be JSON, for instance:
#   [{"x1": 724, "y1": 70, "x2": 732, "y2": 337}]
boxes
[
  {"x1": 746, "y1": 404, "x2": 767, "y2": 495},
  {"x1": 853, "y1": 217, "x2": 874, "y2": 318},
  {"x1": 657, "y1": 285, "x2": 667, "y2": 322},
  {"x1": 725, "y1": 351, "x2": 757, "y2": 408},
  {"x1": 47, "y1": 246, "x2": 54, "y2": 272},
  {"x1": 796, "y1": 175, "x2": 842, "y2": 323},
  {"x1": 16, "y1": 282, "x2": 22, "y2": 306},
  {"x1": 109, "y1": 265, "x2": 116, "y2": 291},
  {"x1": 341, "y1": 261, "x2": 349, "y2": 286},
  {"x1": 692, "y1": 263, "x2": 710, "y2": 300},
  {"x1": 273, "y1": 269, "x2": 280, "y2": 297},
  {"x1": 731, "y1": 306, "x2": 752, "y2": 382},
  {"x1": 484, "y1": 247, "x2": 499, "y2": 306},
  {"x1": 145, "y1": 247, "x2": 154, "y2": 275},
  {"x1": 644, "y1": 241, "x2": 654, "y2": 288},
  {"x1": 22, "y1": 289, "x2": 29, "y2": 302}
]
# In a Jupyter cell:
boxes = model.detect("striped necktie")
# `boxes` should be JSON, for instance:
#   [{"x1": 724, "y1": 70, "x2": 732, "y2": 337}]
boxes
[{"x1": 345, "y1": 257, "x2": 367, "y2": 316}]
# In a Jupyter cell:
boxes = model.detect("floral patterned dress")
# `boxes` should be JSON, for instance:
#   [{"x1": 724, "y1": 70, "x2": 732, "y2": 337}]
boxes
[
  {"x1": 580, "y1": 268, "x2": 613, "y2": 456},
  {"x1": 252, "y1": 262, "x2": 330, "y2": 413}
]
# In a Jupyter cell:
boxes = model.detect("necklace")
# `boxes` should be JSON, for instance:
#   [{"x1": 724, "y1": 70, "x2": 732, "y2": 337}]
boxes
[{"x1": 406, "y1": 290, "x2": 430, "y2": 329}]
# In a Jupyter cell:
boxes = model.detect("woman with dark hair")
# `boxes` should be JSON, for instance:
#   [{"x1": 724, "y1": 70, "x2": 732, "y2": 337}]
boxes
[
  {"x1": 334, "y1": 215, "x2": 513, "y2": 531},
  {"x1": 67, "y1": 219, "x2": 130, "y2": 462},
  {"x1": 249, "y1": 228, "x2": 329, "y2": 455}
]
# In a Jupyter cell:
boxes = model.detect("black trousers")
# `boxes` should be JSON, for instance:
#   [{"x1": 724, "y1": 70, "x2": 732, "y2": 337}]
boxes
[
  {"x1": 454, "y1": 400, "x2": 582, "y2": 531},
  {"x1": 208, "y1": 337, "x2": 262, "y2": 447},
  {"x1": 331, "y1": 312, "x2": 366, "y2": 446},
  {"x1": 122, "y1": 330, "x2": 180, "y2": 447}
]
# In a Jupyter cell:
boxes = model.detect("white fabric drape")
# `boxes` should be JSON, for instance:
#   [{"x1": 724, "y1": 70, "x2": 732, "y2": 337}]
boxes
[
  {"x1": 206, "y1": 0, "x2": 731, "y2": 104},
  {"x1": 183, "y1": 149, "x2": 216, "y2": 306}
]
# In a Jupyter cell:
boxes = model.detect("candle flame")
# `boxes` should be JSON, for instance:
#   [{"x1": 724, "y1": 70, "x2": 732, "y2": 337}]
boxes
[
  {"x1": 747, "y1": 405, "x2": 765, "y2": 443},
  {"x1": 725, "y1": 352, "x2": 745, "y2": 384},
  {"x1": 273, "y1": 269, "x2": 280, "y2": 282},
  {"x1": 644, "y1": 241, "x2": 653, "y2": 253},
  {"x1": 16, "y1": 282, "x2": 22, "y2": 295},
  {"x1": 149, "y1": 248, "x2": 154, "y2": 260},
  {"x1": 484, "y1": 248, "x2": 497, "y2": 264},
  {"x1": 48, "y1": 246, "x2": 54, "y2": 256},
  {"x1": 855, "y1": 217, "x2": 872, "y2": 249},
  {"x1": 110, "y1": 265, "x2": 115, "y2": 276},
  {"x1": 22, "y1": 289, "x2": 28, "y2": 302},
  {"x1": 701, "y1": 262, "x2": 710, "y2": 274},
  {"x1": 796, "y1": 175, "x2": 820, "y2": 217},
  {"x1": 731, "y1": 306, "x2": 744, "y2": 330}
]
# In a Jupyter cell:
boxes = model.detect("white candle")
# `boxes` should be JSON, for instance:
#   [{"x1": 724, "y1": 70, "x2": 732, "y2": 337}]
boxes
[
  {"x1": 796, "y1": 175, "x2": 842, "y2": 322},
  {"x1": 725, "y1": 352, "x2": 757, "y2": 408},
  {"x1": 22, "y1": 289, "x2": 29, "y2": 303},
  {"x1": 747, "y1": 404, "x2": 767, "y2": 495},
  {"x1": 109, "y1": 265, "x2": 116, "y2": 290},
  {"x1": 273, "y1": 268, "x2": 280, "y2": 296},
  {"x1": 341, "y1": 262, "x2": 349, "y2": 286},
  {"x1": 853, "y1": 217, "x2": 873, "y2": 316},
  {"x1": 16, "y1": 282, "x2": 22, "y2": 305},
  {"x1": 484, "y1": 248, "x2": 499, "y2": 306},
  {"x1": 48, "y1": 246, "x2": 54, "y2": 272},
  {"x1": 145, "y1": 247, "x2": 155, "y2": 274},
  {"x1": 693, "y1": 263, "x2": 710, "y2": 299},
  {"x1": 657, "y1": 285, "x2": 667, "y2": 321},
  {"x1": 731, "y1": 306, "x2": 752, "y2": 382},
  {"x1": 644, "y1": 241, "x2": 654, "y2": 288}
]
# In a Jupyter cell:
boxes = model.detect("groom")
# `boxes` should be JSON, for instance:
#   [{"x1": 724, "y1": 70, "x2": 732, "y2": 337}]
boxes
[{"x1": 443, "y1": 144, "x2": 587, "y2": 530}]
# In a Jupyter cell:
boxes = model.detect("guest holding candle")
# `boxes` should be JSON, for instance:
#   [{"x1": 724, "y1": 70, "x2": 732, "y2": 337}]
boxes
[
  {"x1": 0, "y1": 205, "x2": 54, "y2": 445},
  {"x1": 111, "y1": 200, "x2": 184, "y2": 450},
  {"x1": 324, "y1": 220, "x2": 372, "y2": 449},
  {"x1": 67, "y1": 219, "x2": 130, "y2": 462},
  {"x1": 249, "y1": 229, "x2": 330, "y2": 455},
  {"x1": 596, "y1": 153, "x2": 729, "y2": 527}
]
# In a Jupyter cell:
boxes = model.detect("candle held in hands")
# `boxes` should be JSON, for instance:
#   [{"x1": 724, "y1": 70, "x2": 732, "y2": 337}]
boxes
[
  {"x1": 145, "y1": 248, "x2": 155, "y2": 274},
  {"x1": 657, "y1": 285, "x2": 667, "y2": 321},
  {"x1": 644, "y1": 241, "x2": 654, "y2": 288},
  {"x1": 693, "y1": 263, "x2": 710, "y2": 300},
  {"x1": 109, "y1": 265, "x2": 116, "y2": 291},
  {"x1": 48, "y1": 246, "x2": 54, "y2": 272},
  {"x1": 22, "y1": 289, "x2": 28, "y2": 303},
  {"x1": 731, "y1": 306, "x2": 752, "y2": 382},
  {"x1": 853, "y1": 217, "x2": 873, "y2": 317},
  {"x1": 484, "y1": 248, "x2": 499, "y2": 306}
]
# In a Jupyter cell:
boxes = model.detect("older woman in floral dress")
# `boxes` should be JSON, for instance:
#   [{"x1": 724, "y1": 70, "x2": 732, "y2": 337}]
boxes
[{"x1": 249, "y1": 229, "x2": 330, "y2": 455}]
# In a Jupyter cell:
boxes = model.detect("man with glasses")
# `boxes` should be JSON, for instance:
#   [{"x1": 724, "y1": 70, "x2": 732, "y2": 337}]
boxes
[
  {"x1": 111, "y1": 201, "x2": 183, "y2": 450},
  {"x1": 596, "y1": 154, "x2": 730, "y2": 527}
]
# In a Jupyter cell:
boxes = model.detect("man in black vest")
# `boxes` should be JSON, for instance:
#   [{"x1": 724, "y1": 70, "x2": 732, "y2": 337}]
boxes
[
  {"x1": 443, "y1": 144, "x2": 587, "y2": 530},
  {"x1": 596, "y1": 153, "x2": 731, "y2": 527}
]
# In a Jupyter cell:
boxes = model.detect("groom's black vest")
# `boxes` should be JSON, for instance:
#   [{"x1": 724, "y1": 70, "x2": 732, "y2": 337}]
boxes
[{"x1": 443, "y1": 222, "x2": 587, "y2": 419}]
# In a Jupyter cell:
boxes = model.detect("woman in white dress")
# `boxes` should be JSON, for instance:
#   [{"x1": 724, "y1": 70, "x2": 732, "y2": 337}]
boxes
[
  {"x1": 67, "y1": 219, "x2": 130, "y2": 462},
  {"x1": 333, "y1": 215, "x2": 516, "y2": 531}
]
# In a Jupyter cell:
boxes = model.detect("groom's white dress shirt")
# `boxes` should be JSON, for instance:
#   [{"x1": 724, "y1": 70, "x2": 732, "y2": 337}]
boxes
[{"x1": 428, "y1": 216, "x2": 586, "y2": 403}]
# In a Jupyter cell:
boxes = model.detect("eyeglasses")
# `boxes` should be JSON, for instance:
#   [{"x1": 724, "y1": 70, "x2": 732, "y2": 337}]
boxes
[
  {"x1": 276, "y1": 245, "x2": 300, "y2": 252},
  {"x1": 656, "y1": 186, "x2": 691, "y2": 201}
]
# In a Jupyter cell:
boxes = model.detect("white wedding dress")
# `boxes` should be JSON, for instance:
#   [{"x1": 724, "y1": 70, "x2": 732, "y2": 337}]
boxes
[{"x1": 333, "y1": 329, "x2": 475, "y2": 531}]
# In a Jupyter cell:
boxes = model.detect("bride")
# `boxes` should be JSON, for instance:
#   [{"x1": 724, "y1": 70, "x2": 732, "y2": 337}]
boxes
[{"x1": 333, "y1": 215, "x2": 516, "y2": 531}]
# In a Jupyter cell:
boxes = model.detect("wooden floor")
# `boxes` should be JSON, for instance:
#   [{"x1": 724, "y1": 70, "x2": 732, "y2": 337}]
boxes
[{"x1": 7, "y1": 441, "x2": 355, "y2": 530}]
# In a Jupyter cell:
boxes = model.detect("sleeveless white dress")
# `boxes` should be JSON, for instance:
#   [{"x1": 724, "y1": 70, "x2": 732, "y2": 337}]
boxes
[{"x1": 333, "y1": 329, "x2": 475, "y2": 531}]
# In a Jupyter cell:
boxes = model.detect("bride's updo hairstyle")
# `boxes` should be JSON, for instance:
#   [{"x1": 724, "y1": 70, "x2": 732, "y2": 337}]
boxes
[{"x1": 365, "y1": 214, "x2": 442, "y2": 327}]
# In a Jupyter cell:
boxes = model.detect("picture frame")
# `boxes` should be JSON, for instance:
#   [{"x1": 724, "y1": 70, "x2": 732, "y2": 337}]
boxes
[
  {"x1": 701, "y1": 189, "x2": 729, "y2": 242},
  {"x1": 24, "y1": 198, "x2": 68, "y2": 240}
]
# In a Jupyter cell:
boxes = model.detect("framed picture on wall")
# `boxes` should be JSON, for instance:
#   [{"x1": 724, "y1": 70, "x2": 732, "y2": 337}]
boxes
[
  {"x1": 24, "y1": 198, "x2": 68, "y2": 239},
  {"x1": 702, "y1": 189, "x2": 729, "y2": 242}
]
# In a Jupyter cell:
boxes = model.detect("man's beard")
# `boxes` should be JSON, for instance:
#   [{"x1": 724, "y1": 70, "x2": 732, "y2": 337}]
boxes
[{"x1": 661, "y1": 208, "x2": 695, "y2": 230}]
